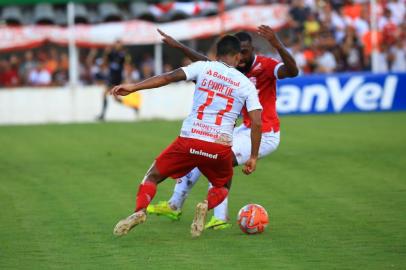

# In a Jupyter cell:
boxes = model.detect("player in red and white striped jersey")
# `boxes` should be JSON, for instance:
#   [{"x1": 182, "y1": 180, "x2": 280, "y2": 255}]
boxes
[{"x1": 147, "y1": 26, "x2": 298, "y2": 229}]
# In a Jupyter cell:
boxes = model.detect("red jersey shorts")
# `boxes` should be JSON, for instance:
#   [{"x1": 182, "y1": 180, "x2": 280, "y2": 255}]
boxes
[{"x1": 155, "y1": 136, "x2": 233, "y2": 187}]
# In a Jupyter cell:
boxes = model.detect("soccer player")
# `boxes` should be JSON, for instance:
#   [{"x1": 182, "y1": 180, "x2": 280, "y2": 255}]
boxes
[
  {"x1": 97, "y1": 40, "x2": 129, "y2": 121},
  {"x1": 147, "y1": 25, "x2": 298, "y2": 229},
  {"x1": 112, "y1": 35, "x2": 263, "y2": 237}
]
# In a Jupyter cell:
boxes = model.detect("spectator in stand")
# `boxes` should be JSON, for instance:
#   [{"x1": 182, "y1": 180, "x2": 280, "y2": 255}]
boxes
[
  {"x1": 330, "y1": 0, "x2": 345, "y2": 11},
  {"x1": 351, "y1": 4, "x2": 370, "y2": 41},
  {"x1": 1, "y1": 0, "x2": 406, "y2": 88},
  {"x1": 53, "y1": 52, "x2": 69, "y2": 86},
  {"x1": 118, "y1": 63, "x2": 142, "y2": 118},
  {"x1": 140, "y1": 53, "x2": 154, "y2": 79},
  {"x1": 303, "y1": 12, "x2": 320, "y2": 46},
  {"x1": 45, "y1": 48, "x2": 59, "y2": 76},
  {"x1": 0, "y1": 60, "x2": 6, "y2": 87},
  {"x1": 379, "y1": 8, "x2": 400, "y2": 46},
  {"x1": 342, "y1": 26, "x2": 364, "y2": 71},
  {"x1": 88, "y1": 49, "x2": 108, "y2": 85},
  {"x1": 6, "y1": 55, "x2": 20, "y2": 87},
  {"x1": 315, "y1": 45, "x2": 337, "y2": 73},
  {"x1": 124, "y1": 62, "x2": 141, "y2": 83},
  {"x1": 301, "y1": 44, "x2": 317, "y2": 74},
  {"x1": 28, "y1": 62, "x2": 52, "y2": 86},
  {"x1": 387, "y1": 0, "x2": 406, "y2": 24},
  {"x1": 319, "y1": 3, "x2": 347, "y2": 43},
  {"x1": 401, "y1": 17, "x2": 406, "y2": 37},
  {"x1": 0, "y1": 58, "x2": 20, "y2": 87},
  {"x1": 290, "y1": 39, "x2": 307, "y2": 75},
  {"x1": 79, "y1": 51, "x2": 93, "y2": 85},
  {"x1": 389, "y1": 38, "x2": 406, "y2": 72},
  {"x1": 19, "y1": 51, "x2": 37, "y2": 85},
  {"x1": 375, "y1": 43, "x2": 390, "y2": 73},
  {"x1": 289, "y1": 0, "x2": 311, "y2": 33},
  {"x1": 342, "y1": 0, "x2": 363, "y2": 21},
  {"x1": 60, "y1": 53, "x2": 69, "y2": 72}
]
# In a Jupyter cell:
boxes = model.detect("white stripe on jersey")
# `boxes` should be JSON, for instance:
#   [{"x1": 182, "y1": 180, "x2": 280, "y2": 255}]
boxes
[{"x1": 180, "y1": 61, "x2": 262, "y2": 145}]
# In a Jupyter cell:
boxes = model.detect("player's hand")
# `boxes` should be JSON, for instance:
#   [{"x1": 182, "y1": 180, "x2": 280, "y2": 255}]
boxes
[
  {"x1": 257, "y1": 25, "x2": 282, "y2": 49},
  {"x1": 157, "y1": 29, "x2": 182, "y2": 49},
  {"x1": 242, "y1": 157, "x2": 257, "y2": 175},
  {"x1": 109, "y1": 84, "x2": 134, "y2": 98}
]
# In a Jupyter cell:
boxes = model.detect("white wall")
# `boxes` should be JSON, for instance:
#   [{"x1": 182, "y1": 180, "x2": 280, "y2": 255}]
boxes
[{"x1": 0, "y1": 82, "x2": 195, "y2": 125}]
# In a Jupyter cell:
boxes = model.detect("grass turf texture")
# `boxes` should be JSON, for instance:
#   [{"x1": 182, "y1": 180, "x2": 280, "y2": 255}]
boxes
[{"x1": 0, "y1": 113, "x2": 405, "y2": 270}]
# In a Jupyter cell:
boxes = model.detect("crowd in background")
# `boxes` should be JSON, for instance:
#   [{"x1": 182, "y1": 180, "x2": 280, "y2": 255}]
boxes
[
  {"x1": 282, "y1": 0, "x2": 406, "y2": 75},
  {"x1": 0, "y1": 0, "x2": 405, "y2": 88}
]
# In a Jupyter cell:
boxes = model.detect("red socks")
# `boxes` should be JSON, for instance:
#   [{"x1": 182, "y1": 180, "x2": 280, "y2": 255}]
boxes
[
  {"x1": 207, "y1": 187, "x2": 228, "y2": 210},
  {"x1": 135, "y1": 181, "x2": 157, "y2": 212},
  {"x1": 135, "y1": 182, "x2": 227, "y2": 212}
]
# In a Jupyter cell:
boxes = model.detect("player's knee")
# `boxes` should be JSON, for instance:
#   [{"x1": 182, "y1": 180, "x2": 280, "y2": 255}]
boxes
[{"x1": 144, "y1": 165, "x2": 165, "y2": 184}]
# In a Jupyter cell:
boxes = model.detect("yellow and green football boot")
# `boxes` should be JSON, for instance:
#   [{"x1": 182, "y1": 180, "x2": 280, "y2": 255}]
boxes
[
  {"x1": 147, "y1": 201, "x2": 182, "y2": 221},
  {"x1": 204, "y1": 216, "x2": 232, "y2": 230}
]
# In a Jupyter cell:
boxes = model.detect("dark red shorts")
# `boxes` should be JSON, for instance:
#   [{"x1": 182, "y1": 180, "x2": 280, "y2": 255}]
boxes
[{"x1": 155, "y1": 136, "x2": 233, "y2": 187}]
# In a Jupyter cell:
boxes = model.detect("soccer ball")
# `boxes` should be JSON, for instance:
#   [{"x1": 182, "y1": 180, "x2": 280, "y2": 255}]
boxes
[{"x1": 237, "y1": 204, "x2": 269, "y2": 234}]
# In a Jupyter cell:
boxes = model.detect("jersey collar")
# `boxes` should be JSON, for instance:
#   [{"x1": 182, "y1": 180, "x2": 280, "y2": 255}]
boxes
[{"x1": 219, "y1": 61, "x2": 232, "y2": 68}]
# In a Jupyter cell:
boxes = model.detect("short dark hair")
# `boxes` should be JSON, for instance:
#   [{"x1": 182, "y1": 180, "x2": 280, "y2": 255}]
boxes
[
  {"x1": 234, "y1": 31, "x2": 252, "y2": 43},
  {"x1": 216, "y1": 35, "x2": 241, "y2": 56}
]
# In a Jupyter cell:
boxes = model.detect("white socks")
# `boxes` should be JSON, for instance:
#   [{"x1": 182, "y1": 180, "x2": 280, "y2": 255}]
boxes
[
  {"x1": 213, "y1": 196, "x2": 228, "y2": 222},
  {"x1": 169, "y1": 167, "x2": 202, "y2": 210},
  {"x1": 207, "y1": 182, "x2": 229, "y2": 221},
  {"x1": 168, "y1": 167, "x2": 229, "y2": 222}
]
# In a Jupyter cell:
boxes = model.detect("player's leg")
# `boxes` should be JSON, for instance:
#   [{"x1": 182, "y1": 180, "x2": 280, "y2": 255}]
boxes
[
  {"x1": 205, "y1": 126, "x2": 246, "y2": 229},
  {"x1": 114, "y1": 137, "x2": 196, "y2": 236},
  {"x1": 170, "y1": 168, "x2": 202, "y2": 209},
  {"x1": 114, "y1": 162, "x2": 166, "y2": 236},
  {"x1": 204, "y1": 155, "x2": 237, "y2": 230},
  {"x1": 97, "y1": 86, "x2": 110, "y2": 121},
  {"x1": 206, "y1": 127, "x2": 281, "y2": 229},
  {"x1": 147, "y1": 167, "x2": 202, "y2": 220},
  {"x1": 149, "y1": 128, "x2": 246, "y2": 221},
  {"x1": 191, "y1": 184, "x2": 230, "y2": 238},
  {"x1": 191, "y1": 144, "x2": 233, "y2": 237}
]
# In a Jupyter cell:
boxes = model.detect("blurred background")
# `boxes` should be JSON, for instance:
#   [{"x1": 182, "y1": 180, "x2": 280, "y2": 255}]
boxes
[{"x1": 0, "y1": 0, "x2": 405, "y2": 124}]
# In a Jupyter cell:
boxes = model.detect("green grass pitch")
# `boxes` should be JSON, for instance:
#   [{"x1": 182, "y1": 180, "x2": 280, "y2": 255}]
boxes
[{"x1": 0, "y1": 113, "x2": 405, "y2": 270}]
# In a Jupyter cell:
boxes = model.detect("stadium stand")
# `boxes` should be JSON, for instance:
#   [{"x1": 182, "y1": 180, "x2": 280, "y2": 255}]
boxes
[{"x1": 0, "y1": 0, "x2": 405, "y2": 88}]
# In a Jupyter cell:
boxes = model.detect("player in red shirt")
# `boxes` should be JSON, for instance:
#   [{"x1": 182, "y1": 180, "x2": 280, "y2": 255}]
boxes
[
  {"x1": 112, "y1": 35, "x2": 263, "y2": 237},
  {"x1": 147, "y1": 25, "x2": 298, "y2": 229}
]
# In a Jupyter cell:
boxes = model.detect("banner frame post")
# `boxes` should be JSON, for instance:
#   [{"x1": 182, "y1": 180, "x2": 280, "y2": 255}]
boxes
[
  {"x1": 370, "y1": 0, "x2": 379, "y2": 73},
  {"x1": 67, "y1": 1, "x2": 79, "y2": 89},
  {"x1": 154, "y1": 43, "x2": 163, "y2": 75}
]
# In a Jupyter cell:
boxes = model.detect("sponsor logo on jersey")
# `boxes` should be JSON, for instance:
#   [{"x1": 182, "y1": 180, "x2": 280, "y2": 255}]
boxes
[
  {"x1": 206, "y1": 69, "x2": 240, "y2": 87},
  {"x1": 191, "y1": 128, "x2": 219, "y2": 139},
  {"x1": 189, "y1": 148, "x2": 218, "y2": 159}
]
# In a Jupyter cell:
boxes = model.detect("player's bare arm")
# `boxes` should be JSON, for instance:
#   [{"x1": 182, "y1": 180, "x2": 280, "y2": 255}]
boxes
[
  {"x1": 257, "y1": 25, "x2": 299, "y2": 79},
  {"x1": 157, "y1": 29, "x2": 209, "y2": 62},
  {"x1": 110, "y1": 68, "x2": 186, "y2": 97},
  {"x1": 243, "y1": 109, "x2": 262, "y2": 175}
]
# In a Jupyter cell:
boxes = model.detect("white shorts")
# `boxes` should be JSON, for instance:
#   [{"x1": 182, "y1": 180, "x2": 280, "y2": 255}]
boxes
[{"x1": 232, "y1": 125, "x2": 280, "y2": 165}]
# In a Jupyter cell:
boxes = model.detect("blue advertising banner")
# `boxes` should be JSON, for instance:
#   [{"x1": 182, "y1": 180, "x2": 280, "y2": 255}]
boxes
[{"x1": 276, "y1": 72, "x2": 406, "y2": 114}]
